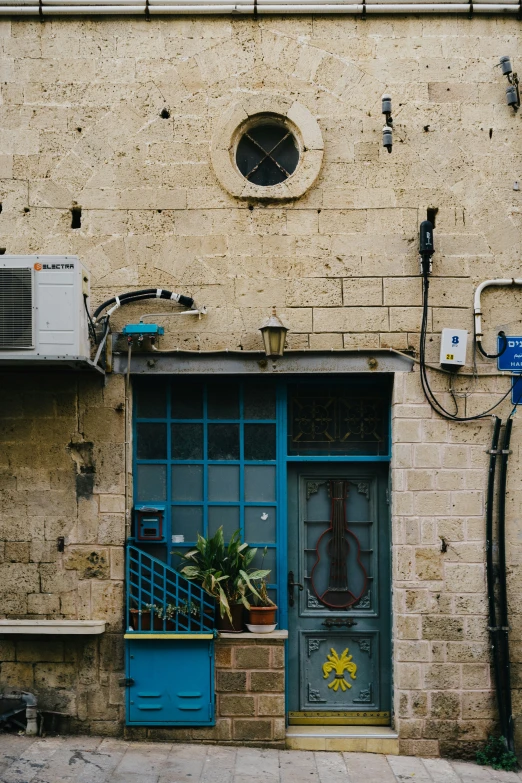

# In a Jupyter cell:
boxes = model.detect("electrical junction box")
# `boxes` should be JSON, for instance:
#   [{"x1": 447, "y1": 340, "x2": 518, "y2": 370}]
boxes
[
  {"x1": 0, "y1": 256, "x2": 91, "y2": 360},
  {"x1": 440, "y1": 328, "x2": 468, "y2": 367}
]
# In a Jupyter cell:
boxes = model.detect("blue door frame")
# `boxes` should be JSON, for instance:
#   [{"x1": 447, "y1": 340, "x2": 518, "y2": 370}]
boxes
[
  {"x1": 133, "y1": 375, "x2": 392, "y2": 720},
  {"x1": 133, "y1": 376, "x2": 391, "y2": 634}
]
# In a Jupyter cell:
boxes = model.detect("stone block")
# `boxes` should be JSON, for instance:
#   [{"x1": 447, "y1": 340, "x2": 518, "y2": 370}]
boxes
[
  {"x1": 1, "y1": 662, "x2": 35, "y2": 688},
  {"x1": 234, "y1": 646, "x2": 271, "y2": 670},
  {"x1": 216, "y1": 670, "x2": 247, "y2": 692},
  {"x1": 215, "y1": 644, "x2": 232, "y2": 668},
  {"x1": 257, "y1": 694, "x2": 285, "y2": 716},
  {"x1": 431, "y1": 691, "x2": 461, "y2": 719},
  {"x1": 64, "y1": 547, "x2": 110, "y2": 580},
  {"x1": 271, "y1": 645, "x2": 285, "y2": 669},
  {"x1": 219, "y1": 695, "x2": 255, "y2": 716},
  {"x1": 16, "y1": 639, "x2": 63, "y2": 662},
  {"x1": 422, "y1": 616, "x2": 464, "y2": 641},
  {"x1": 5, "y1": 542, "x2": 30, "y2": 562},
  {"x1": 250, "y1": 671, "x2": 284, "y2": 692},
  {"x1": 34, "y1": 662, "x2": 76, "y2": 689},
  {"x1": 232, "y1": 719, "x2": 273, "y2": 741}
]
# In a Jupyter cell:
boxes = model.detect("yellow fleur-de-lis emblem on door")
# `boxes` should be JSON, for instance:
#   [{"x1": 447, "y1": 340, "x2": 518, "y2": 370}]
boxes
[{"x1": 322, "y1": 648, "x2": 358, "y2": 692}]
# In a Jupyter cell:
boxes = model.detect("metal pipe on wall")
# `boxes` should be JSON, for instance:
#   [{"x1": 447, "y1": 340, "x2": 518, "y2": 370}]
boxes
[{"x1": 0, "y1": 1, "x2": 519, "y2": 12}]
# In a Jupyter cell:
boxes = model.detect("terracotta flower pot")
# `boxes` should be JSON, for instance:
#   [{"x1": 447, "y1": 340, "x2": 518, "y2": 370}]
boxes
[
  {"x1": 215, "y1": 603, "x2": 244, "y2": 633},
  {"x1": 249, "y1": 605, "x2": 277, "y2": 625}
]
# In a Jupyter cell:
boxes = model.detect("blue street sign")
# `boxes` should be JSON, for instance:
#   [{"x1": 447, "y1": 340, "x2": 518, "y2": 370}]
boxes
[
  {"x1": 512, "y1": 376, "x2": 522, "y2": 405},
  {"x1": 497, "y1": 336, "x2": 522, "y2": 371}
]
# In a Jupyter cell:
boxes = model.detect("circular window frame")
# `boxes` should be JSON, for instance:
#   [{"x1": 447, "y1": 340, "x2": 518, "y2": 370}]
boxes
[{"x1": 211, "y1": 95, "x2": 324, "y2": 201}]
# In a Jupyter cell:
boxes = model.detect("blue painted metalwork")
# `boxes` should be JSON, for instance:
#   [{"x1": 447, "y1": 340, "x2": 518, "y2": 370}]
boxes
[
  {"x1": 126, "y1": 638, "x2": 215, "y2": 726},
  {"x1": 133, "y1": 378, "x2": 393, "y2": 636},
  {"x1": 126, "y1": 544, "x2": 215, "y2": 634},
  {"x1": 123, "y1": 324, "x2": 164, "y2": 335}
]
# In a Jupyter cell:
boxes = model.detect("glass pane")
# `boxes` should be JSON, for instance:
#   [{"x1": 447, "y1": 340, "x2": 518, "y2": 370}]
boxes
[
  {"x1": 171, "y1": 424, "x2": 203, "y2": 460},
  {"x1": 171, "y1": 383, "x2": 203, "y2": 420},
  {"x1": 136, "y1": 380, "x2": 167, "y2": 418},
  {"x1": 244, "y1": 385, "x2": 276, "y2": 420},
  {"x1": 208, "y1": 506, "x2": 240, "y2": 541},
  {"x1": 244, "y1": 424, "x2": 276, "y2": 461},
  {"x1": 251, "y1": 546, "x2": 276, "y2": 581},
  {"x1": 244, "y1": 466, "x2": 276, "y2": 502},
  {"x1": 136, "y1": 465, "x2": 167, "y2": 501},
  {"x1": 171, "y1": 506, "x2": 203, "y2": 542},
  {"x1": 207, "y1": 383, "x2": 239, "y2": 419},
  {"x1": 245, "y1": 507, "x2": 276, "y2": 544},
  {"x1": 208, "y1": 424, "x2": 239, "y2": 461},
  {"x1": 171, "y1": 465, "x2": 203, "y2": 501},
  {"x1": 208, "y1": 465, "x2": 239, "y2": 501},
  {"x1": 136, "y1": 423, "x2": 167, "y2": 459}
]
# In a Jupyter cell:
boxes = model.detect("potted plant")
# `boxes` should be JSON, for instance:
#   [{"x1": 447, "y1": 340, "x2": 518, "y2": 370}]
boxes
[
  {"x1": 174, "y1": 527, "x2": 270, "y2": 633},
  {"x1": 247, "y1": 547, "x2": 277, "y2": 626}
]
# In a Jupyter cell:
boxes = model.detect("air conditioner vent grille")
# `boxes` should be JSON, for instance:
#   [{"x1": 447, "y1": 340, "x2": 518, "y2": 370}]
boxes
[{"x1": 0, "y1": 268, "x2": 33, "y2": 349}]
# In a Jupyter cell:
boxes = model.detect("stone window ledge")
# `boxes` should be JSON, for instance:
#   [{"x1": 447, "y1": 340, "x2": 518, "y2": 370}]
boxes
[
  {"x1": 0, "y1": 620, "x2": 106, "y2": 635},
  {"x1": 218, "y1": 630, "x2": 288, "y2": 640}
]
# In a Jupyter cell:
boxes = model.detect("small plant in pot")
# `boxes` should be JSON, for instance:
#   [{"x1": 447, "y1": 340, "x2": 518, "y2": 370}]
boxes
[
  {"x1": 174, "y1": 527, "x2": 269, "y2": 633},
  {"x1": 248, "y1": 547, "x2": 277, "y2": 627}
]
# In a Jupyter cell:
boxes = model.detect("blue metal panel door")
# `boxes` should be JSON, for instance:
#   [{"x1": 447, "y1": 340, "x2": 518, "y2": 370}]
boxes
[
  {"x1": 127, "y1": 640, "x2": 214, "y2": 725},
  {"x1": 287, "y1": 463, "x2": 391, "y2": 723}
]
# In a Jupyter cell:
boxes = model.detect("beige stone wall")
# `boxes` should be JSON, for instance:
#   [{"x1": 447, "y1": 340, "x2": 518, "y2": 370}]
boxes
[
  {"x1": 1, "y1": 13, "x2": 522, "y2": 755},
  {"x1": 0, "y1": 372, "x2": 126, "y2": 734}
]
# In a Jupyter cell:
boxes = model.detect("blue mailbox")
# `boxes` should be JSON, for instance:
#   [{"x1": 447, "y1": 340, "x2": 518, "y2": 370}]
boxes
[{"x1": 135, "y1": 505, "x2": 166, "y2": 542}]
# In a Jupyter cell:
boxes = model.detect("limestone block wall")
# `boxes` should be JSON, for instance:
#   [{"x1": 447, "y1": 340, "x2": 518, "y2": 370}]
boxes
[
  {"x1": 0, "y1": 11, "x2": 522, "y2": 756},
  {"x1": 125, "y1": 637, "x2": 286, "y2": 747},
  {"x1": 0, "y1": 372, "x2": 127, "y2": 735}
]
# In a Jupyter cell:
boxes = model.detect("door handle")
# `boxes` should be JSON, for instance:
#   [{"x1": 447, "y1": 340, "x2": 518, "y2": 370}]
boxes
[
  {"x1": 321, "y1": 618, "x2": 357, "y2": 629},
  {"x1": 288, "y1": 571, "x2": 304, "y2": 607}
]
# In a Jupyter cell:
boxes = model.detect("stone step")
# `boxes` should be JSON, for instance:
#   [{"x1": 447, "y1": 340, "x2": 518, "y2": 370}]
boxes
[{"x1": 285, "y1": 725, "x2": 399, "y2": 753}]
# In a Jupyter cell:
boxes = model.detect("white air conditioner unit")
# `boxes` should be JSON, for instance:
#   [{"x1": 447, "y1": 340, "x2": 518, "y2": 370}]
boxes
[{"x1": 0, "y1": 256, "x2": 91, "y2": 361}]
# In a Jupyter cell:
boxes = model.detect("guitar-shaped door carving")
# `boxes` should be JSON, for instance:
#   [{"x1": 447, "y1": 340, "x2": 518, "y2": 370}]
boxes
[{"x1": 310, "y1": 480, "x2": 367, "y2": 608}]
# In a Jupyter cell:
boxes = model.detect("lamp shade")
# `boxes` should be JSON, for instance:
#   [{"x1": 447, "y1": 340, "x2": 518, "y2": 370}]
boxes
[{"x1": 259, "y1": 307, "x2": 289, "y2": 357}]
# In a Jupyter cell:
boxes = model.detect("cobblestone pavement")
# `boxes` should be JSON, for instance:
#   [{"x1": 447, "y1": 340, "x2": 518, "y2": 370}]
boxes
[{"x1": 1, "y1": 735, "x2": 521, "y2": 783}]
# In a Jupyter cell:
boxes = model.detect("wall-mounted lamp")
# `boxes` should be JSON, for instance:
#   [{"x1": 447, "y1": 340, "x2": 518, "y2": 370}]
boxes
[
  {"x1": 259, "y1": 307, "x2": 288, "y2": 357},
  {"x1": 382, "y1": 94, "x2": 393, "y2": 153},
  {"x1": 497, "y1": 56, "x2": 520, "y2": 110}
]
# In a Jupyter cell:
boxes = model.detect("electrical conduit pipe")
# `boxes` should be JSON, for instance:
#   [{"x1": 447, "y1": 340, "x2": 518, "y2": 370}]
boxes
[
  {"x1": 0, "y1": 0, "x2": 518, "y2": 12},
  {"x1": 474, "y1": 279, "x2": 522, "y2": 358}
]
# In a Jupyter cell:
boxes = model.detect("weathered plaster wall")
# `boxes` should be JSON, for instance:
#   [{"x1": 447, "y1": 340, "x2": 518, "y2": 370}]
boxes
[{"x1": 1, "y1": 14, "x2": 522, "y2": 755}]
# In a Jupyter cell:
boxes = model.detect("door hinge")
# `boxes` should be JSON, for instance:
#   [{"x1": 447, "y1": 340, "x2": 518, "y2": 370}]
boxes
[
  {"x1": 119, "y1": 677, "x2": 135, "y2": 687},
  {"x1": 385, "y1": 488, "x2": 390, "y2": 505}
]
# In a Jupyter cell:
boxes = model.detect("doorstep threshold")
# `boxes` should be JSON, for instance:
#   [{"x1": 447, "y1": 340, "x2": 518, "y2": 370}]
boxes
[
  {"x1": 286, "y1": 725, "x2": 399, "y2": 754},
  {"x1": 287, "y1": 725, "x2": 398, "y2": 739}
]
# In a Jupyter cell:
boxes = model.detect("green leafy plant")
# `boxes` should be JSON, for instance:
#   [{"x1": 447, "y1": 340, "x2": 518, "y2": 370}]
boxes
[
  {"x1": 249, "y1": 547, "x2": 276, "y2": 608},
  {"x1": 476, "y1": 736, "x2": 518, "y2": 772},
  {"x1": 174, "y1": 527, "x2": 270, "y2": 622}
]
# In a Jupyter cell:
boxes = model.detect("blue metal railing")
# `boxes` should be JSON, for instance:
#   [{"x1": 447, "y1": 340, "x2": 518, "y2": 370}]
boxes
[{"x1": 126, "y1": 544, "x2": 215, "y2": 634}]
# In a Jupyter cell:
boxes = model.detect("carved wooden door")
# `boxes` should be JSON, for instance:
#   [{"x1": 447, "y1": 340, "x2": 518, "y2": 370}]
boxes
[{"x1": 287, "y1": 464, "x2": 391, "y2": 724}]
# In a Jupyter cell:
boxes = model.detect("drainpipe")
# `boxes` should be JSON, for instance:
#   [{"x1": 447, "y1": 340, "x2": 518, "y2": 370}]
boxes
[
  {"x1": 497, "y1": 418, "x2": 514, "y2": 751},
  {"x1": 19, "y1": 692, "x2": 38, "y2": 736},
  {"x1": 486, "y1": 418, "x2": 504, "y2": 742}
]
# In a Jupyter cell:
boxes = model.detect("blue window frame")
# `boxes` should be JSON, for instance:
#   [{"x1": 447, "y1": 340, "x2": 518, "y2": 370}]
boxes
[{"x1": 133, "y1": 376, "x2": 392, "y2": 628}]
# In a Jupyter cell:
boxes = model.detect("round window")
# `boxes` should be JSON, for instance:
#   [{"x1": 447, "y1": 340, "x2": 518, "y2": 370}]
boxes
[{"x1": 236, "y1": 122, "x2": 299, "y2": 187}]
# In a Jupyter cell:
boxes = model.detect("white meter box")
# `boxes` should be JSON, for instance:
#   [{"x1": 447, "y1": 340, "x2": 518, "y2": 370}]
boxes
[
  {"x1": 440, "y1": 328, "x2": 468, "y2": 367},
  {"x1": 0, "y1": 256, "x2": 91, "y2": 360}
]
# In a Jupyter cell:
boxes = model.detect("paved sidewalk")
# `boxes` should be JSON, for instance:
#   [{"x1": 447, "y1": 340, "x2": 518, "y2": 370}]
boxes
[{"x1": 0, "y1": 735, "x2": 521, "y2": 783}]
